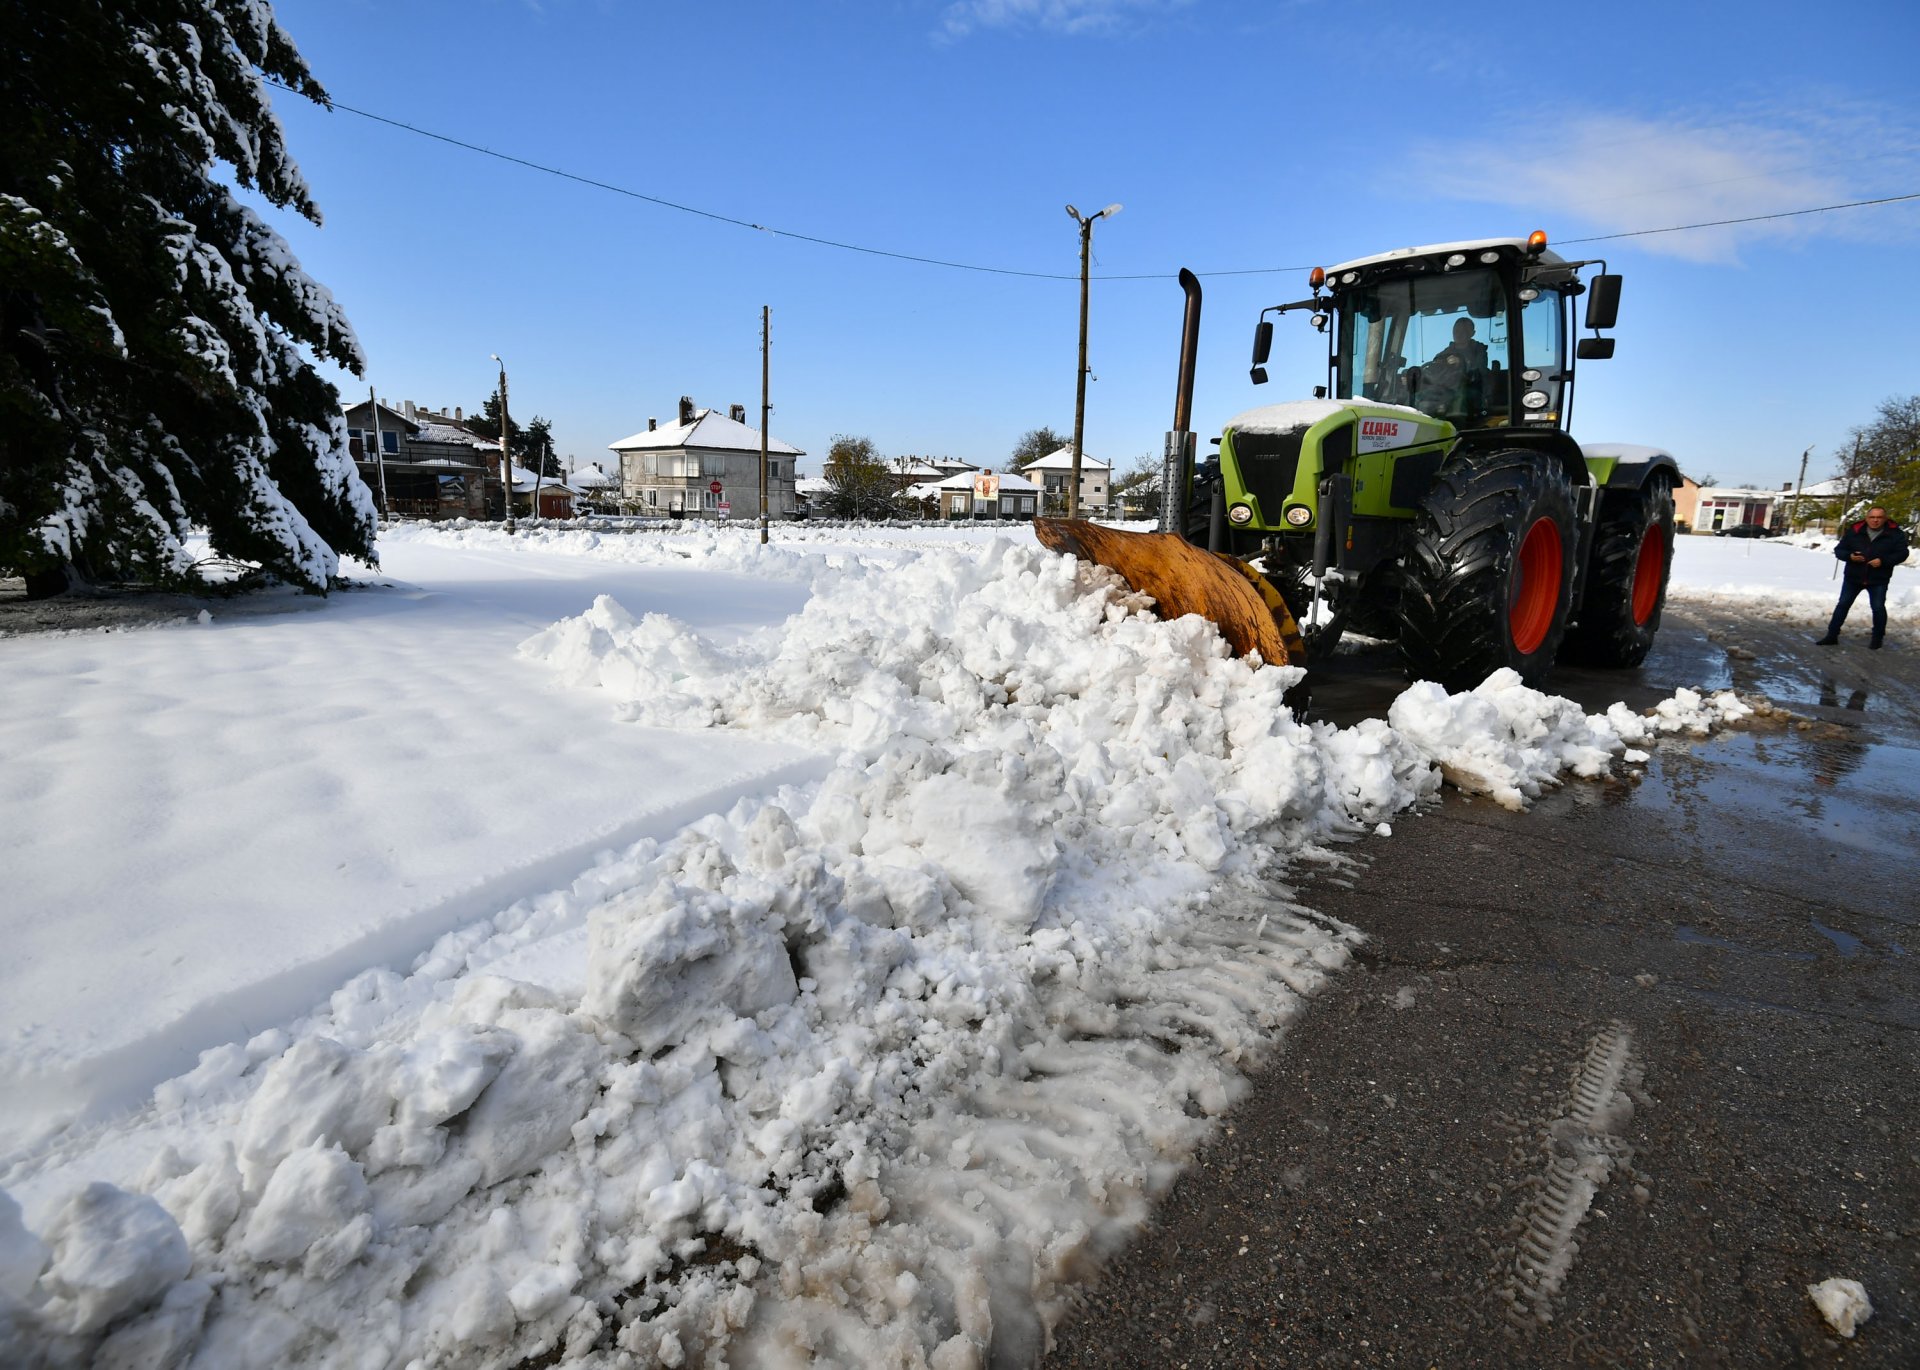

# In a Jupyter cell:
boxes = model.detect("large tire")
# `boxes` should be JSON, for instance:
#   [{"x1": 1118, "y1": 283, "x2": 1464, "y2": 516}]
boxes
[
  {"x1": 1396, "y1": 451, "x2": 1577, "y2": 690},
  {"x1": 1560, "y1": 478, "x2": 1675, "y2": 667}
]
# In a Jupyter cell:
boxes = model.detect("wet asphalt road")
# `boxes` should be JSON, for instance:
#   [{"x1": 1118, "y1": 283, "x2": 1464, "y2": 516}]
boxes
[{"x1": 1047, "y1": 605, "x2": 1920, "y2": 1368}]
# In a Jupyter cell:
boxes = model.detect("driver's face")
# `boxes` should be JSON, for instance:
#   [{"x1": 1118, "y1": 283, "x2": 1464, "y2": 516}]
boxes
[{"x1": 1867, "y1": 509, "x2": 1888, "y2": 525}]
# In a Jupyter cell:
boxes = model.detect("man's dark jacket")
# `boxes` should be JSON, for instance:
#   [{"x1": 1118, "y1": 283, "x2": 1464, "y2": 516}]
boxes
[{"x1": 1834, "y1": 520, "x2": 1911, "y2": 586}]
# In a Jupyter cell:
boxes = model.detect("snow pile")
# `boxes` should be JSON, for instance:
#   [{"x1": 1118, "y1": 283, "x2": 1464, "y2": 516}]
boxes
[{"x1": 0, "y1": 530, "x2": 1758, "y2": 1368}]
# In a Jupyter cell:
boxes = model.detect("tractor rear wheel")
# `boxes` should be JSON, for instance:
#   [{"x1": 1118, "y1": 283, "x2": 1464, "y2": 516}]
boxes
[
  {"x1": 1396, "y1": 451, "x2": 1577, "y2": 690},
  {"x1": 1559, "y1": 478, "x2": 1675, "y2": 667}
]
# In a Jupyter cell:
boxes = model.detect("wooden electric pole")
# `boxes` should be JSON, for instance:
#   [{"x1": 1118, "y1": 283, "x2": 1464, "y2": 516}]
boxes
[
  {"x1": 760, "y1": 306, "x2": 770, "y2": 546},
  {"x1": 367, "y1": 386, "x2": 390, "y2": 522}
]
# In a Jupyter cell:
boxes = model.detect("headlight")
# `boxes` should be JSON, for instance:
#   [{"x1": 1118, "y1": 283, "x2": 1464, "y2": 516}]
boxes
[
  {"x1": 1479, "y1": 250, "x2": 1501, "y2": 264},
  {"x1": 1523, "y1": 390, "x2": 1549, "y2": 410},
  {"x1": 1284, "y1": 504, "x2": 1313, "y2": 527},
  {"x1": 1445, "y1": 253, "x2": 1467, "y2": 267},
  {"x1": 1341, "y1": 271, "x2": 1358, "y2": 284},
  {"x1": 1227, "y1": 503, "x2": 1253, "y2": 525}
]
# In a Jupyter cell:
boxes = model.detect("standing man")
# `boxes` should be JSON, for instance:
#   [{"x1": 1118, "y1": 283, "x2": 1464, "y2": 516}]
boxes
[{"x1": 1815, "y1": 506, "x2": 1909, "y2": 649}]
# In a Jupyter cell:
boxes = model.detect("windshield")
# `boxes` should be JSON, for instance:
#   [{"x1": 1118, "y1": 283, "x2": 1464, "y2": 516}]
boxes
[{"x1": 1338, "y1": 267, "x2": 1511, "y2": 427}]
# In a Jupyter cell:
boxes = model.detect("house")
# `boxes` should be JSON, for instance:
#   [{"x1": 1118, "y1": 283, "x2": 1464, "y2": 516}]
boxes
[
  {"x1": 609, "y1": 398, "x2": 803, "y2": 519},
  {"x1": 344, "y1": 399, "x2": 492, "y2": 521},
  {"x1": 1692, "y1": 485, "x2": 1785, "y2": 534},
  {"x1": 1777, "y1": 477, "x2": 1852, "y2": 533},
  {"x1": 1020, "y1": 446, "x2": 1112, "y2": 515},
  {"x1": 925, "y1": 469, "x2": 1040, "y2": 520}
]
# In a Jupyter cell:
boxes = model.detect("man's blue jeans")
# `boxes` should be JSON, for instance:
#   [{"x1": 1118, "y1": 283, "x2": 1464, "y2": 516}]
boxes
[{"x1": 1826, "y1": 578, "x2": 1888, "y2": 639}]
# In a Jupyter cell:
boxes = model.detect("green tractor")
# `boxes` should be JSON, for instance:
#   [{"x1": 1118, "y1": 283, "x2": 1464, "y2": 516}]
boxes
[{"x1": 1041, "y1": 232, "x2": 1680, "y2": 692}]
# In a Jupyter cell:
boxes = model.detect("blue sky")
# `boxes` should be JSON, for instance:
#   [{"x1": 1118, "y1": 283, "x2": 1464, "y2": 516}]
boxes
[{"x1": 263, "y1": 0, "x2": 1920, "y2": 489}]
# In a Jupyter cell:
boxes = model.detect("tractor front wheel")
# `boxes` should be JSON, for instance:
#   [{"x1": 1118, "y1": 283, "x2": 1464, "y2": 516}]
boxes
[
  {"x1": 1559, "y1": 478, "x2": 1675, "y2": 667},
  {"x1": 1396, "y1": 451, "x2": 1577, "y2": 690}
]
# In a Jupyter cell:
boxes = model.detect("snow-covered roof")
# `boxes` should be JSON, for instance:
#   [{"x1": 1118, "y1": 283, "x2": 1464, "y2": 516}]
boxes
[
  {"x1": 1021, "y1": 446, "x2": 1110, "y2": 472},
  {"x1": 903, "y1": 480, "x2": 947, "y2": 501},
  {"x1": 568, "y1": 466, "x2": 613, "y2": 488},
  {"x1": 412, "y1": 422, "x2": 494, "y2": 449},
  {"x1": 795, "y1": 476, "x2": 832, "y2": 495},
  {"x1": 1327, "y1": 237, "x2": 1569, "y2": 273},
  {"x1": 609, "y1": 408, "x2": 803, "y2": 457},
  {"x1": 932, "y1": 470, "x2": 1039, "y2": 494}
]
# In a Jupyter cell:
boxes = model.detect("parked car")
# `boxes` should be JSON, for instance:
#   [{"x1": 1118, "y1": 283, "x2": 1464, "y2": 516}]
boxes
[{"x1": 1716, "y1": 524, "x2": 1774, "y2": 538}]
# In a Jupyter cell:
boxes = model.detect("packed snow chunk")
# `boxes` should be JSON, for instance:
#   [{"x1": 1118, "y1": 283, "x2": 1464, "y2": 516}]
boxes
[
  {"x1": 0, "y1": 1188, "x2": 48, "y2": 1303},
  {"x1": 507, "y1": 1261, "x2": 582, "y2": 1322},
  {"x1": 242, "y1": 1142, "x2": 370, "y2": 1272},
  {"x1": 882, "y1": 772, "x2": 1057, "y2": 928},
  {"x1": 91, "y1": 1276, "x2": 214, "y2": 1370},
  {"x1": 1808, "y1": 1277, "x2": 1872, "y2": 1338},
  {"x1": 35, "y1": 1182, "x2": 191, "y2": 1336},
  {"x1": 582, "y1": 859, "x2": 798, "y2": 1052},
  {"x1": 234, "y1": 1036, "x2": 397, "y2": 1191}
]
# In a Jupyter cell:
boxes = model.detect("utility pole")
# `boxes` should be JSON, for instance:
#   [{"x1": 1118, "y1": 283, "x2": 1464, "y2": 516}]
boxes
[
  {"x1": 367, "y1": 386, "x2": 390, "y2": 523},
  {"x1": 530, "y1": 434, "x2": 547, "y2": 525},
  {"x1": 1065, "y1": 203, "x2": 1120, "y2": 520},
  {"x1": 1790, "y1": 443, "x2": 1812, "y2": 532},
  {"x1": 491, "y1": 355, "x2": 514, "y2": 535},
  {"x1": 760, "y1": 305, "x2": 770, "y2": 547}
]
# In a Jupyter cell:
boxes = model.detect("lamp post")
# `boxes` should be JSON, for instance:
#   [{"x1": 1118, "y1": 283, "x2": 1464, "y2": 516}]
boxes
[
  {"x1": 1065, "y1": 202, "x2": 1121, "y2": 519},
  {"x1": 490, "y1": 354, "x2": 513, "y2": 535}
]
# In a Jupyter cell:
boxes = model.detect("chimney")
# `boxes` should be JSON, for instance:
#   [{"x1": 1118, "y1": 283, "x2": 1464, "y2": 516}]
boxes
[
  {"x1": 729, "y1": 403, "x2": 746, "y2": 424},
  {"x1": 404, "y1": 400, "x2": 417, "y2": 422},
  {"x1": 648, "y1": 417, "x2": 657, "y2": 431},
  {"x1": 454, "y1": 406, "x2": 463, "y2": 421},
  {"x1": 678, "y1": 395, "x2": 695, "y2": 426}
]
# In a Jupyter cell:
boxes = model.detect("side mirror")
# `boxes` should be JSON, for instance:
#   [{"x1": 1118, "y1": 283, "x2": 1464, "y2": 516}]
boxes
[
  {"x1": 1585, "y1": 274, "x2": 1622, "y2": 330},
  {"x1": 1252, "y1": 319, "x2": 1273, "y2": 366},
  {"x1": 1250, "y1": 366, "x2": 1269, "y2": 386},
  {"x1": 1577, "y1": 337, "x2": 1616, "y2": 360}
]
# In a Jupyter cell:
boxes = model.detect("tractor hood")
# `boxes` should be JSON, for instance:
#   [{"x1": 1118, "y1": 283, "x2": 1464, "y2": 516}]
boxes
[{"x1": 1225, "y1": 397, "x2": 1431, "y2": 437}]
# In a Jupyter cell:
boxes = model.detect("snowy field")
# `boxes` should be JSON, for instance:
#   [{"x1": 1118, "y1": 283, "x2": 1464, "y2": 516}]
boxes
[{"x1": 0, "y1": 523, "x2": 1865, "y2": 1366}]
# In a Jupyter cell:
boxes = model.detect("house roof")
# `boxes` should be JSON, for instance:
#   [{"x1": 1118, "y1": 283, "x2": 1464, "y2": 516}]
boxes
[
  {"x1": 609, "y1": 408, "x2": 803, "y2": 457},
  {"x1": 568, "y1": 466, "x2": 613, "y2": 488},
  {"x1": 932, "y1": 470, "x2": 1039, "y2": 494},
  {"x1": 413, "y1": 421, "x2": 495, "y2": 449},
  {"x1": 342, "y1": 400, "x2": 419, "y2": 435},
  {"x1": 1022, "y1": 446, "x2": 1110, "y2": 472}
]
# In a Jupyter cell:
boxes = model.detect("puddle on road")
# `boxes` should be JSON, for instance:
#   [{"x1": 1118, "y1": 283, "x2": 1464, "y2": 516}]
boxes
[
  {"x1": 1809, "y1": 919, "x2": 1864, "y2": 957},
  {"x1": 1674, "y1": 925, "x2": 1818, "y2": 961}
]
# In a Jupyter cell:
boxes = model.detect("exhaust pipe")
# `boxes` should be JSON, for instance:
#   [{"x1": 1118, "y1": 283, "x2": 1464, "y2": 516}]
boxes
[{"x1": 1159, "y1": 269, "x2": 1202, "y2": 533}]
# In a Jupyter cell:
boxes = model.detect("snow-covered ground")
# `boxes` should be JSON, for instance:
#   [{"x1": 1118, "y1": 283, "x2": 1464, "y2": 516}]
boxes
[{"x1": 0, "y1": 523, "x2": 1864, "y2": 1366}]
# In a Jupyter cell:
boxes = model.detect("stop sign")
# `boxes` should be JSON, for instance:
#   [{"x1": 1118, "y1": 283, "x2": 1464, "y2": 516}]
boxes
[{"x1": 709, "y1": 479, "x2": 723, "y2": 495}]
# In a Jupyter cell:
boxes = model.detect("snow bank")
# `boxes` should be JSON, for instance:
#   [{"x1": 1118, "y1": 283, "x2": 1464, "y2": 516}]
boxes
[{"x1": 0, "y1": 526, "x2": 1758, "y2": 1367}]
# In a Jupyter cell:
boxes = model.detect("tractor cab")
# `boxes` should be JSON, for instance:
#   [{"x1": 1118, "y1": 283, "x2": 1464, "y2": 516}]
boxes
[{"x1": 1254, "y1": 233, "x2": 1620, "y2": 436}]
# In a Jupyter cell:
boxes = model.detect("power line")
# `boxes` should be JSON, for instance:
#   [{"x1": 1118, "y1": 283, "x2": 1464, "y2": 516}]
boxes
[
  {"x1": 273, "y1": 82, "x2": 1918, "y2": 280},
  {"x1": 1558, "y1": 191, "x2": 1920, "y2": 245}
]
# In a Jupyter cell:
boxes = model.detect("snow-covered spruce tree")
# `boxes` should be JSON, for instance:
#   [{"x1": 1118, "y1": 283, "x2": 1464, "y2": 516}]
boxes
[{"x1": 0, "y1": 0, "x2": 374, "y2": 595}]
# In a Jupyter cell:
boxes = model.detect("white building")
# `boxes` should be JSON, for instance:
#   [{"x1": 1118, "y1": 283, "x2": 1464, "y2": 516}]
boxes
[
  {"x1": 610, "y1": 398, "x2": 803, "y2": 518},
  {"x1": 1692, "y1": 486, "x2": 1783, "y2": 534},
  {"x1": 921, "y1": 469, "x2": 1040, "y2": 520},
  {"x1": 1020, "y1": 446, "x2": 1112, "y2": 514}
]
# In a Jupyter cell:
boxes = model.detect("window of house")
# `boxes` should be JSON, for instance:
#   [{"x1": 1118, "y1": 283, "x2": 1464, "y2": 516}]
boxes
[
  {"x1": 703, "y1": 488, "x2": 719, "y2": 510},
  {"x1": 382, "y1": 430, "x2": 400, "y2": 455},
  {"x1": 347, "y1": 428, "x2": 363, "y2": 444},
  {"x1": 768, "y1": 460, "x2": 781, "y2": 479},
  {"x1": 644, "y1": 489, "x2": 658, "y2": 507},
  {"x1": 673, "y1": 455, "x2": 701, "y2": 479}
]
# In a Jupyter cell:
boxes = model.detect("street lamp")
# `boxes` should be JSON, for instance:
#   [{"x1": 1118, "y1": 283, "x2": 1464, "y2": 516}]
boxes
[
  {"x1": 490, "y1": 354, "x2": 514, "y2": 535},
  {"x1": 1065, "y1": 202, "x2": 1121, "y2": 519}
]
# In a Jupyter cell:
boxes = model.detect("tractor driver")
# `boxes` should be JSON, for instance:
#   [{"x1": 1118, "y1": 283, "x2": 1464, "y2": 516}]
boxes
[{"x1": 1414, "y1": 317, "x2": 1490, "y2": 418}]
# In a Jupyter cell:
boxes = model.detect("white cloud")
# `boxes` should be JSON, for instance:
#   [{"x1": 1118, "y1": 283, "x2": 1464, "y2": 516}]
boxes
[
  {"x1": 1417, "y1": 107, "x2": 1920, "y2": 263},
  {"x1": 939, "y1": 0, "x2": 1192, "y2": 40}
]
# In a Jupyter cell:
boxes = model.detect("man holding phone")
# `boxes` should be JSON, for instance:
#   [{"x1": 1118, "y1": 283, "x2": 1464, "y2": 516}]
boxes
[{"x1": 1815, "y1": 507, "x2": 1909, "y2": 649}]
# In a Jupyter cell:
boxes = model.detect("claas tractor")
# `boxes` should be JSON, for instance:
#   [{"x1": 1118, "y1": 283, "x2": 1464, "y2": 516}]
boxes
[{"x1": 1037, "y1": 231, "x2": 1680, "y2": 692}]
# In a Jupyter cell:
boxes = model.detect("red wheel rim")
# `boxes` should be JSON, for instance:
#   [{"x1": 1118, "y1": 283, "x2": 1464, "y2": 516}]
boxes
[
  {"x1": 1510, "y1": 516, "x2": 1563, "y2": 654},
  {"x1": 1630, "y1": 524, "x2": 1665, "y2": 625}
]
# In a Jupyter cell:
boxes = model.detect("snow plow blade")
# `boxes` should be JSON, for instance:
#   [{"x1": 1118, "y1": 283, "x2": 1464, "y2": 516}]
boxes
[{"x1": 1034, "y1": 519, "x2": 1306, "y2": 667}]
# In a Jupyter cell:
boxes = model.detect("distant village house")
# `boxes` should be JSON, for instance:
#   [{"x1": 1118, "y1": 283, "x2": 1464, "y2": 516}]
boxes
[{"x1": 610, "y1": 398, "x2": 802, "y2": 519}]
